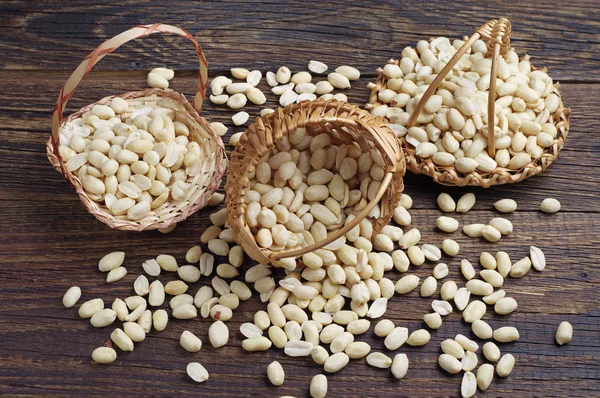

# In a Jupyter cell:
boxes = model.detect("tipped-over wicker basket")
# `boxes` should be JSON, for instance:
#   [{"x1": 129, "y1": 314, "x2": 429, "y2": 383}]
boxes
[
  {"x1": 225, "y1": 100, "x2": 406, "y2": 268},
  {"x1": 368, "y1": 18, "x2": 570, "y2": 187},
  {"x1": 46, "y1": 23, "x2": 227, "y2": 231}
]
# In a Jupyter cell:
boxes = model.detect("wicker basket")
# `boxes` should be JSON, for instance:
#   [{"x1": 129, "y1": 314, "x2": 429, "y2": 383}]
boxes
[
  {"x1": 225, "y1": 100, "x2": 406, "y2": 268},
  {"x1": 368, "y1": 18, "x2": 570, "y2": 187},
  {"x1": 46, "y1": 23, "x2": 227, "y2": 231}
]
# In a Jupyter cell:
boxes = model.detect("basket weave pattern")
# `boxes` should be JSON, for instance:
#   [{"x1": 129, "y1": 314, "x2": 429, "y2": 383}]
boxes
[
  {"x1": 368, "y1": 18, "x2": 570, "y2": 187},
  {"x1": 46, "y1": 24, "x2": 227, "y2": 231},
  {"x1": 226, "y1": 100, "x2": 405, "y2": 267}
]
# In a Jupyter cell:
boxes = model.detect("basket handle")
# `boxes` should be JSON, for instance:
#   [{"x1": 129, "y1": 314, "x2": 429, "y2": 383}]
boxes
[
  {"x1": 51, "y1": 23, "x2": 209, "y2": 144},
  {"x1": 407, "y1": 18, "x2": 512, "y2": 158},
  {"x1": 271, "y1": 171, "x2": 394, "y2": 260}
]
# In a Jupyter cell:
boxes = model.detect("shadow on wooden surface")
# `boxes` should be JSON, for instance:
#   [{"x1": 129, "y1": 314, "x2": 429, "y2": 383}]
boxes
[{"x1": 0, "y1": 1, "x2": 599, "y2": 397}]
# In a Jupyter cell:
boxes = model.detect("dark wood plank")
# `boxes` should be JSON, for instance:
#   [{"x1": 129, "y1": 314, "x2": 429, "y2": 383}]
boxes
[
  {"x1": 0, "y1": 1, "x2": 599, "y2": 397},
  {"x1": 0, "y1": 0, "x2": 599, "y2": 81},
  {"x1": 0, "y1": 198, "x2": 598, "y2": 397}
]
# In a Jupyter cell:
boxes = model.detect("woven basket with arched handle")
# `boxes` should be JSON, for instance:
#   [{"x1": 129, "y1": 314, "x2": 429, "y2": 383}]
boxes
[
  {"x1": 225, "y1": 100, "x2": 406, "y2": 268},
  {"x1": 46, "y1": 23, "x2": 227, "y2": 231},
  {"x1": 368, "y1": 18, "x2": 570, "y2": 187}
]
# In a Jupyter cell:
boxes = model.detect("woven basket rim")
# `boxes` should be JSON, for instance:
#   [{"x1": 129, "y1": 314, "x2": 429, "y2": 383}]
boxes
[
  {"x1": 47, "y1": 88, "x2": 227, "y2": 231},
  {"x1": 367, "y1": 23, "x2": 571, "y2": 188},
  {"x1": 225, "y1": 99, "x2": 406, "y2": 267}
]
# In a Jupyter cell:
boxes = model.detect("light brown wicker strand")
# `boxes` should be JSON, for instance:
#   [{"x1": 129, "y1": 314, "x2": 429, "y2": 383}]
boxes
[
  {"x1": 407, "y1": 18, "x2": 512, "y2": 159},
  {"x1": 225, "y1": 99, "x2": 405, "y2": 267},
  {"x1": 51, "y1": 24, "x2": 208, "y2": 146},
  {"x1": 485, "y1": 18, "x2": 512, "y2": 157},
  {"x1": 487, "y1": 34, "x2": 501, "y2": 157},
  {"x1": 46, "y1": 23, "x2": 226, "y2": 231},
  {"x1": 368, "y1": 18, "x2": 570, "y2": 188}
]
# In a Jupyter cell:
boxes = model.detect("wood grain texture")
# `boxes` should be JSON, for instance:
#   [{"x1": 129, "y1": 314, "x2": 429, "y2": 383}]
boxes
[
  {"x1": 0, "y1": 1, "x2": 599, "y2": 397},
  {"x1": 0, "y1": 0, "x2": 599, "y2": 81}
]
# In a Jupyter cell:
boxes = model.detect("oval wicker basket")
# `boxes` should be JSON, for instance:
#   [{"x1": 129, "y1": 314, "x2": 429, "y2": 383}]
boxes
[
  {"x1": 46, "y1": 23, "x2": 227, "y2": 231},
  {"x1": 225, "y1": 100, "x2": 406, "y2": 268},
  {"x1": 368, "y1": 18, "x2": 570, "y2": 187}
]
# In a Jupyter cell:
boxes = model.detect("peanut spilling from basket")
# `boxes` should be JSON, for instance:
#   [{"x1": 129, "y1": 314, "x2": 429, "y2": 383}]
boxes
[
  {"x1": 226, "y1": 100, "x2": 405, "y2": 267},
  {"x1": 58, "y1": 98, "x2": 211, "y2": 222},
  {"x1": 244, "y1": 128, "x2": 389, "y2": 254}
]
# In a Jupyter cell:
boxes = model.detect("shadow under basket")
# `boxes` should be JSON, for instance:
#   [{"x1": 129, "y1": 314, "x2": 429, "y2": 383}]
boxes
[
  {"x1": 225, "y1": 99, "x2": 406, "y2": 268},
  {"x1": 46, "y1": 23, "x2": 227, "y2": 231},
  {"x1": 368, "y1": 18, "x2": 570, "y2": 187}
]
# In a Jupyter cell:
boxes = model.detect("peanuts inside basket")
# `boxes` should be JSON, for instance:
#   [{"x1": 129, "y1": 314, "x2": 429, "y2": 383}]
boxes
[
  {"x1": 226, "y1": 100, "x2": 405, "y2": 268},
  {"x1": 367, "y1": 18, "x2": 570, "y2": 187},
  {"x1": 46, "y1": 24, "x2": 227, "y2": 231}
]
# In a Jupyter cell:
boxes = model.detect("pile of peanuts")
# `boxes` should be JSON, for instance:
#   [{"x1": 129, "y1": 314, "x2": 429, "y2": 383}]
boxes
[
  {"x1": 208, "y1": 61, "x2": 360, "y2": 136},
  {"x1": 368, "y1": 37, "x2": 563, "y2": 173},
  {"x1": 63, "y1": 188, "x2": 573, "y2": 398},
  {"x1": 242, "y1": 127, "x2": 389, "y2": 256},
  {"x1": 58, "y1": 67, "x2": 227, "y2": 223}
]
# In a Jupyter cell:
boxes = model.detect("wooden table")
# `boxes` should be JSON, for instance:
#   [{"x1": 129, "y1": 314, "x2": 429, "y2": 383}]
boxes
[{"x1": 1, "y1": 1, "x2": 598, "y2": 396}]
